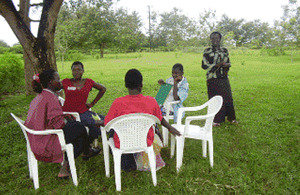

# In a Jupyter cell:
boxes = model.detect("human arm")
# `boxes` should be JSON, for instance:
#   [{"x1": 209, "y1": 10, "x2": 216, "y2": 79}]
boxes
[
  {"x1": 161, "y1": 118, "x2": 181, "y2": 136},
  {"x1": 86, "y1": 82, "x2": 106, "y2": 109},
  {"x1": 172, "y1": 76, "x2": 183, "y2": 101}
]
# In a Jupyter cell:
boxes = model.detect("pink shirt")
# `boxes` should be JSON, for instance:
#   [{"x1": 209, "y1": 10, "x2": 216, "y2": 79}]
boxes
[
  {"x1": 24, "y1": 89, "x2": 65, "y2": 163},
  {"x1": 62, "y1": 78, "x2": 95, "y2": 114},
  {"x1": 104, "y1": 94, "x2": 163, "y2": 148}
]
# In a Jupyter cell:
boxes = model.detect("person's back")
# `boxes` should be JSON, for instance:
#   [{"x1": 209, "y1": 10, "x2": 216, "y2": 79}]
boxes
[{"x1": 104, "y1": 69, "x2": 181, "y2": 172}]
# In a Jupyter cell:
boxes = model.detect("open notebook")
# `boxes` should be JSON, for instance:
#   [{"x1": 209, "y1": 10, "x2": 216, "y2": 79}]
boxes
[{"x1": 155, "y1": 83, "x2": 173, "y2": 106}]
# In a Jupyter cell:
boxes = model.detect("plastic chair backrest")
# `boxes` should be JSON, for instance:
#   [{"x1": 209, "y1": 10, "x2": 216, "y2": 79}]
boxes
[
  {"x1": 105, "y1": 113, "x2": 160, "y2": 152},
  {"x1": 202, "y1": 96, "x2": 223, "y2": 130},
  {"x1": 58, "y1": 96, "x2": 65, "y2": 106},
  {"x1": 11, "y1": 114, "x2": 32, "y2": 151}
]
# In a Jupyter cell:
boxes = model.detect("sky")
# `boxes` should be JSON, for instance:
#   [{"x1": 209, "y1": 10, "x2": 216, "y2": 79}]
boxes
[{"x1": 0, "y1": 0, "x2": 290, "y2": 46}]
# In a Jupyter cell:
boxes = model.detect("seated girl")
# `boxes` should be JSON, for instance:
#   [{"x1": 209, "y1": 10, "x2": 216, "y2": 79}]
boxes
[
  {"x1": 158, "y1": 63, "x2": 189, "y2": 122},
  {"x1": 25, "y1": 69, "x2": 99, "y2": 178}
]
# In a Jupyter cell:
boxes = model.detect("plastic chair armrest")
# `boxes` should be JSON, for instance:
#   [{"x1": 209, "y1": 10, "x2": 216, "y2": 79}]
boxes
[
  {"x1": 177, "y1": 103, "x2": 209, "y2": 125},
  {"x1": 27, "y1": 129, "x2": 66, "y2": 145},
  {"x1": 63, "y1": 112, "x2": 80, "y2": 121},
  {"x1": 185, "y1": 114, "x2": 215, "y2": 125}
]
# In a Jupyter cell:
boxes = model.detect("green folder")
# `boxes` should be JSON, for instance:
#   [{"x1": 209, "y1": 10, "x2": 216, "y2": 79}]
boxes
[{"x1": 155, "y1": 83, "x2": 173, "y2": 106}]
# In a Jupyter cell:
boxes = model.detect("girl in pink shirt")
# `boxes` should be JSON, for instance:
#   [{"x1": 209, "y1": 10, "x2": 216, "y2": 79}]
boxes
[{"x1": 26, "y1": 69, "x2": 99, "y2": 178}]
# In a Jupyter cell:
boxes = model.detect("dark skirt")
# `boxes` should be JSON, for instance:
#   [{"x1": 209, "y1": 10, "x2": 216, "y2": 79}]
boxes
[
  {"x1": 79, "y1": 111, "x2": 102, "y2": 143},
  {"x1": 207, "y1": 78, "x2": 236, "y2": 123},
  {"x1": 63, "y1": 121, "x2": 89, "y2": 159}
]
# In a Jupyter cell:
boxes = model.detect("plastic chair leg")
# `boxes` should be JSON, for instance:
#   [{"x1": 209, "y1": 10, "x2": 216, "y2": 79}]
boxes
[
  {"x1": 103, "y1": 141, "x2": 110, "y2": 177},
  {"x1": 147, "y1": 148, "x2": 157, "y2": 186},
  {"x1": 162, "y1": 126, "x2": 169, "y2": 146},
  {"x1": 27, "y1": 150, "x2": 34, "y2": 179},
  {"x1": 170, "y1": 134, "x2": 176, "y2": 158},
  {"x1": 31, "y1": 158, "x2": 39, "y2": 189},
  {"x1": 176, "y1": 136, "x2": 185, "y2": 172},
  {"x1": 208, "y1": 140, "x2": 214, "y2": 167},
  {"x1": 113, "y1": 151, "x2": 122, "y2": 191},
  {"x1": 202, "y1": 140, "x2": 207, "y2": 158},
  {"x1": 66, "y1": 145, "x2": 78, "y2": 186}
]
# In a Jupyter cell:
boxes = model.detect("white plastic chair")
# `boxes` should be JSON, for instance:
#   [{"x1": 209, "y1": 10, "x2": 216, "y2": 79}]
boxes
[
  {"x1": 162, "y1": 100, "x2": 180, "y2": 147},
  {"x1": 10, "y1": 113, "x2": 78, "y2": 189},
  {"x1": 170, "y1": 96, "x2": 223, "y2": 172},
  {"x1": 101, "y1": 113, "x2": 161, "y2": 191}
]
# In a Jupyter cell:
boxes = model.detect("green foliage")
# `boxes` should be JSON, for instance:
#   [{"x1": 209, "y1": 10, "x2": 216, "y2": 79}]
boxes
[
  {"x1": 260, "y1": 46, "x2": 286, "y2": 56},
  {"x1": 0, "y1": 46, "x2": 10, "y2": 54},
  {"x1": 0, "y1": 53, "x2": 24, "y2": 95},
  {"x1": 1, "y1": 51, "x2": 299, "y2": 193},
  {"x1": 9, "y1": 44, "x2": 23, "y2": 54}
]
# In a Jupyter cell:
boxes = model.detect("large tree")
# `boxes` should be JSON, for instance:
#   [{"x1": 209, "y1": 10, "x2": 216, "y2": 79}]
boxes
[{"x1": 0, "y1": 0, "x2": 63, "y2": 94}]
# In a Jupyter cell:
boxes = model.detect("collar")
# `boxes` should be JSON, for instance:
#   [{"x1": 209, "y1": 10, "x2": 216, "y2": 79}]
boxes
[{"x1": 43, "y1": 89, "x2": 59, "y2": 97}]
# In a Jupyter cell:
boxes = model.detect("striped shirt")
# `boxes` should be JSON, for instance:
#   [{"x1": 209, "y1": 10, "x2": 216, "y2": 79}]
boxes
[{"x1": 202, "y1": 46, "x2": 231, "y2": 80}]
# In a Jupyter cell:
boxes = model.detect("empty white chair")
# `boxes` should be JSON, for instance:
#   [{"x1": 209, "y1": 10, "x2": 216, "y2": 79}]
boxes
[
  {"x1": 101, "y1": 113, "x2": 160, "y2": 191},
  {"x1": 162, "y1": 100, "x2": 180, "y2": 147},
  {"x1": 170, "y1": 96, "x2": 223, "y2": 172},
  {"x1": 11, "y1": 113, "x2": 78, "y2": 189}
]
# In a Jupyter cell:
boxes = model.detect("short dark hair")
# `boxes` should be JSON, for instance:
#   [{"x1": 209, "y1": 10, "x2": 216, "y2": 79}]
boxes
[
  {"x1": 173, "y1": 63, "x2": 183, "y2": 72},
  {"x1": 40, "y1": 69, "x2": 56, "y2": 88},
  {"x1": 210, "y1": 31, "x2": 222, "y2": 39},
  {"x1": 125, "y1": 69, "x2": 143, "y2": 90},
  {"x1": 71, "y1": 61, "x2": 84, "y2": 69},
  {"x1": 32, "y1": 69, "x2": 56, "y2": 93}
]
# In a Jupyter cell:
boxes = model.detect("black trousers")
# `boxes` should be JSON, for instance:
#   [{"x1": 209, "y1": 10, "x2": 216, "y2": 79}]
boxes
[
  {"x1": 63, "y1": 121, "x2": 90, "y2": 159},
  {"x1": 207, "y1": 78, "x2": 236, "y2": 123}
]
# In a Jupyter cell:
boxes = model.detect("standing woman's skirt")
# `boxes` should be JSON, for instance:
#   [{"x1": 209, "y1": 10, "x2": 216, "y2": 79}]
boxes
[{"x1": 207, "y1": 78, "x2": 236, "y2": 123}]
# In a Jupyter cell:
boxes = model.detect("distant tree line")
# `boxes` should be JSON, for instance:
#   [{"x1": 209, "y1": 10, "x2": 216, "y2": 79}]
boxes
[{"x1": 53, "y1": 0, "x2": 299, "y2": 57}]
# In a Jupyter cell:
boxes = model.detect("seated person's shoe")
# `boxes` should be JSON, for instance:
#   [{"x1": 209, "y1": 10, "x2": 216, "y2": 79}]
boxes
[
  {"x1": 213, "y1": 122, "x2": 221, "y2": 127},
  {"x1": 228, "y1": 119, "x2": 239, "y2": 124},
  {"x1": 58, "y1": 162, "x2": 71, "y2": 179},
  {"x1": 82, "y1": 147, "x2": 101, "y2": 161}
]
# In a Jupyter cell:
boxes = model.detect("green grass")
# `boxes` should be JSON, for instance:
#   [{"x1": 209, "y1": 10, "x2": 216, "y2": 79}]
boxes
[{"x1": 0, "y1": 50, "x2": 299, "y2": 194}]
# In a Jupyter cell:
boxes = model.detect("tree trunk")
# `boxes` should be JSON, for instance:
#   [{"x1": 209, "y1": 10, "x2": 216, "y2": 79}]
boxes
[
  {"x1": 0, "y1": 0, "x2": 63, "y2": 95},
  {"x1": 100, "y1": 43, "x2": 106, "y2": 58}
]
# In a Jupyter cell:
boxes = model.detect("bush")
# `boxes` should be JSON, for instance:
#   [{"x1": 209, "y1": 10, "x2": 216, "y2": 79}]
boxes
[
  {"x1": 0, "y1": 46, "x2": 10, "y2": 54},
  {"x1": 0, "y1": 53, "x2": 24, "y2": 95},
  {"x1": 9, "y1": 44, "x2": 23, "y2": 54}
]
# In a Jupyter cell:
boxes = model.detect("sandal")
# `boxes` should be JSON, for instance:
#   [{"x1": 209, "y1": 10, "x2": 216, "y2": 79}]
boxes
[
  {"x1": 213, "y1": 122, "x2": 221, "y2": 127},
  {"x1": 82, "y1": 147, "x2": 101, "y2": 161},
  {"x1": 228, "y1": 120, "x2": 239, "y2": 124},
  {"x1": 58, "y1": 162, "x2": 71, "y2": 179}
]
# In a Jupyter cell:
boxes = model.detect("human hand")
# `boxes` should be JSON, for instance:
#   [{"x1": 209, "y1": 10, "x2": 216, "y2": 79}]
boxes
[
  {"x1": 64, "y1": 114, "x2": 76, "y2": 122},
  {"x1": 222, "y1": 63, "x2": 230, "y2": 68},
  {"x1": 158, "y1": 79, "x2": 165, "y2": 85},
  {"x1": 168, "y1": 126, "x2": 181, "y2": 136},
  {"x1": 86, "y1": 103, "x2": 94, "y2": 109},
  {"x1": 174, "y1": 75, "x2": 183, "y2": 83},
  {"x1": 95, "y1": 120, "x2": 104, "y2": 127},
  {"x1": 216, "y1": 61, "x2": 225, "y2": 67}
]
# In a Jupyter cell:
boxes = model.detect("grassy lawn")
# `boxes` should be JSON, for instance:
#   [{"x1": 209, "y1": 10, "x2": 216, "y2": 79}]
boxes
[{"x1": 0, "y1": 50, "x2": 299, "y2": 194}]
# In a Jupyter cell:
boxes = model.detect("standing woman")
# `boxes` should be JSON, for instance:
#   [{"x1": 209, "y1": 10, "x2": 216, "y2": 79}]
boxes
[
  {"x1": 202, "y1": 32, "x2": 238, "y2": 126},
  {"x1": 62, "y1": 61, "x2": 106, "y2": 143}
]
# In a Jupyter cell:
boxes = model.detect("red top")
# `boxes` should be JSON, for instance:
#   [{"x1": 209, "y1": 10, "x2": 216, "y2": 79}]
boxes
[
  {"x1": 62, "y1": 78, "x2": 95, "y2": 113},
  {"x1": 104, "y1": 94, "x2": 163, "y2": 148},
  {"x1": 25, "y1": 89, "x2": 65, "y2": 163}
]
